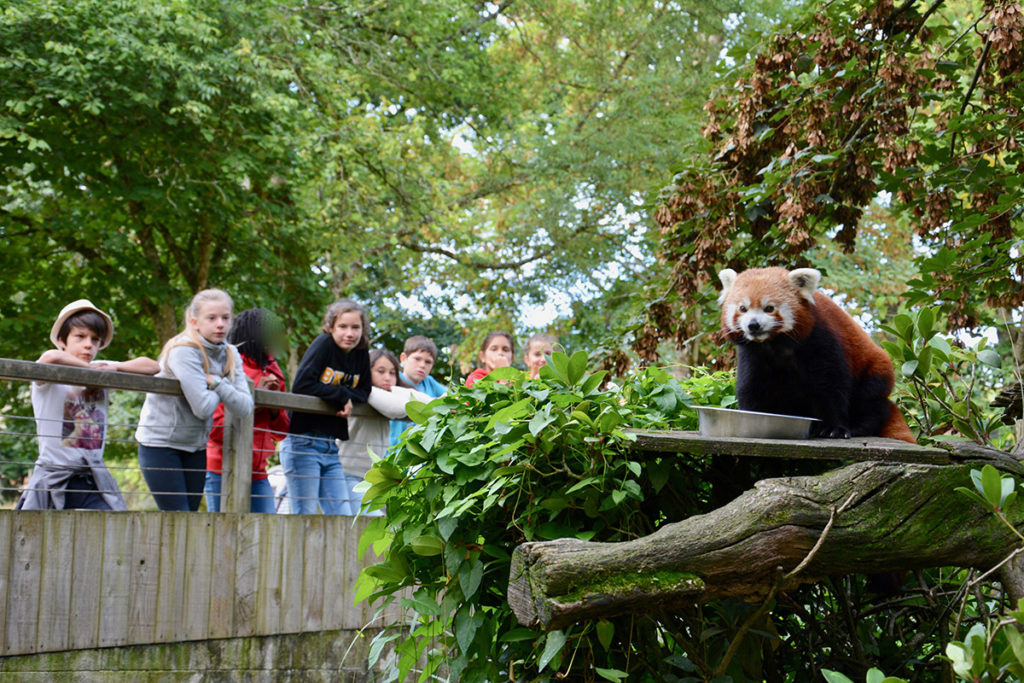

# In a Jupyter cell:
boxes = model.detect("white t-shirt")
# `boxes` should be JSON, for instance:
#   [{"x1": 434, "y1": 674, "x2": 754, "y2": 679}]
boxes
[{"x1": 32, "y1": 380, "x2": 108, "y2": 465}]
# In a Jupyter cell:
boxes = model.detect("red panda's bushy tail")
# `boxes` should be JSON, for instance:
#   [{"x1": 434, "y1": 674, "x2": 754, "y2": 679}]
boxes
[{"x1": 881, "y1": 401, "x2": 915, "y2": 443}]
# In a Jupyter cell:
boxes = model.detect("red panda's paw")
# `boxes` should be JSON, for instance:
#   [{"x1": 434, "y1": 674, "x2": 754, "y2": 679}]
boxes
[{"x1": 811, "y1": 423, "x2": 851, "y2": 439}]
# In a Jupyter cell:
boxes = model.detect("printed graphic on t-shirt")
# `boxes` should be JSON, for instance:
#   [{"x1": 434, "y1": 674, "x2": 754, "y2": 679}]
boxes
[
  {"x1": 61, "y1": 387, "x2": 105, "y2": 450},
  {"x1": 319, "y1": 367, "x2": 361, "y2": 388}
]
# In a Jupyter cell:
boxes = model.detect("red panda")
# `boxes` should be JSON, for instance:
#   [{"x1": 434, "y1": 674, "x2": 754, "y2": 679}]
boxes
[{"x1": 718, "y1": 267, "x2": 914, "y2": 443}]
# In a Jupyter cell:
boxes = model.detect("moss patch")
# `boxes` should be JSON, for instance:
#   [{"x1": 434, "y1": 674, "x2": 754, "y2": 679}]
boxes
[{"x1": 560, "y1": 570, "x2": 704, "y2": 602}]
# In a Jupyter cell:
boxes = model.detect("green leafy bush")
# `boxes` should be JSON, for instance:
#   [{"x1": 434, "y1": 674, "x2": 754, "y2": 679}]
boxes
[
  {"x1": 356, "y1": 352, "x2": 735, "y2": 681},
  {"x1": 880, "y1": 309, "x2": 1009, "y2": 447}
]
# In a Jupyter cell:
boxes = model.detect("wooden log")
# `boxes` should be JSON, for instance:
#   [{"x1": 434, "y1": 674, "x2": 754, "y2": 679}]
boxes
[{"x1": 509, "y1": 454, "x2": 1024, "y2": 632}]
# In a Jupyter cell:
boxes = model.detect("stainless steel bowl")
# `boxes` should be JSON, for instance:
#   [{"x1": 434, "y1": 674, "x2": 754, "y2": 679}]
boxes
[{"x1": 696, "y1": 406, "x2": 820, "y2": 440}]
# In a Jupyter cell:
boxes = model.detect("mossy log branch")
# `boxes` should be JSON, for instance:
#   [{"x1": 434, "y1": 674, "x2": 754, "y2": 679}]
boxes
[{"x1": 509, "y1": 440, "x2": 1024, "y2": 631}]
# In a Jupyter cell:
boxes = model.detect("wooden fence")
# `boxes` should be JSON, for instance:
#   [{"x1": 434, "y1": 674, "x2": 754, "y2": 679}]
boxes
[{"x1": 0, "y1": 358, "x2": 403, "y2": 658}]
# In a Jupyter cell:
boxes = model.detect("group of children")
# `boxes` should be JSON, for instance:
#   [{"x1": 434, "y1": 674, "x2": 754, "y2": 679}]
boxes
[{"x1": 18, "y1": 293, "x2": 558, "y2": 515}]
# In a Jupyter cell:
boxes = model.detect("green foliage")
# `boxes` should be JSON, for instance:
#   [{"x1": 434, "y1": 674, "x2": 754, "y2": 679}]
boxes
[
  {"x1": 1, "y1": 0, "x2": 316, "y2": 354},
  {"x1": 822, "y1": 467, "x2": 1024, "y2": 683},
  {"x1": 822, "y1": 667, "x2": 907, "y2": 683},
  {"x1": 356, "y1": 351, "x2": 735, "y2": 681},
  {"x1": 880, "y1": 310, "x2": 1009, "y2": 447},
  {"x1": 646, "y1": 0, "x2": 1024, "y2": 368}
]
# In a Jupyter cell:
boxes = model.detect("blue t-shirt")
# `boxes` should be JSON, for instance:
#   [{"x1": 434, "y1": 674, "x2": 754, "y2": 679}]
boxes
[{"x1": 389, "y1": 372, "x2": 447, "y2": 447}]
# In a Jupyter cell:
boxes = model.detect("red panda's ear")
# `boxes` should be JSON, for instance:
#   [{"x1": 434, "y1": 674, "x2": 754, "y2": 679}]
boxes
[
  {"x1": 718, "y1": 269, "x2": 738, "y2": 304},
  {"x1": 789, "y1": 268, "x2": 821, "y2": 304}
]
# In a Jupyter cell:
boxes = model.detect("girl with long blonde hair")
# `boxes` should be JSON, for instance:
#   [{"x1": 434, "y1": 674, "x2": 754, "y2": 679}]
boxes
[{"x1": 135, "y1": 289, "x2": 253, "y2": 511}]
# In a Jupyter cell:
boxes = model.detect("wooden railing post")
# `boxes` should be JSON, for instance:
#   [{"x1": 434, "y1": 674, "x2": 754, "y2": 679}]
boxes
[{"x1": 222, "y1": 379, "x2": 255, "y2": 514}]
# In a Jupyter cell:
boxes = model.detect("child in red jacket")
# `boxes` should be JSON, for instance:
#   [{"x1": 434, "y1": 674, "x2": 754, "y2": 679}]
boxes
[{"x1": 205, "y1": 308, "x2": 289, "y2": 513}]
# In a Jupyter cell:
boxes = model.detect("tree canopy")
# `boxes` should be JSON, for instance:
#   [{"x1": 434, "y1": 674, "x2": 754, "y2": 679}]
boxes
[
  {"x1": 649, "y1": 0, "x2": 1024, "y2": 364},
  {"x1": 1, "y1": 0, "x2": 777, "y2": 367}
]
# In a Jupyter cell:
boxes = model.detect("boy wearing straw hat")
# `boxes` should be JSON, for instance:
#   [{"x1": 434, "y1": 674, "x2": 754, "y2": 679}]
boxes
[{"x1": 17, "y1": 300, "x2": 159, "y2": 510}]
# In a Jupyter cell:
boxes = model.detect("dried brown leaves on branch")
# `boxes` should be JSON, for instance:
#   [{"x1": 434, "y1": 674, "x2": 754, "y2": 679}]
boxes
[{"x1": 642, "y1": 0, "x2": 1024, "y2": 360}]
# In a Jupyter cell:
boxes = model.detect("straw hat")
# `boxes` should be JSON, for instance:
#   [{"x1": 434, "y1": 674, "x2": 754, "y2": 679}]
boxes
[{"x1": 49, "y1": 299, "x2": 114, "y2": 349}]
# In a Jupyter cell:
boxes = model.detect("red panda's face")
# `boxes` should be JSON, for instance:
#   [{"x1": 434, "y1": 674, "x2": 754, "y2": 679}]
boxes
[
  {"x1": 722, "y1": 293, "x2": 799, "y2": 342},
  {"x1": 718, "y1": 267, "x2": 820, "y2": 343}
]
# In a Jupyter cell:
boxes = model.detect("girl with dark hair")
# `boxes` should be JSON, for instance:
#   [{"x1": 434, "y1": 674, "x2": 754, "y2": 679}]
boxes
[
  {"x1": 281, "y1": 299, "x2": 371, "y2": 514},
  {"x1": 337, "y1": 349, "x2": 429, "y2": 516},
  {"x1": 465, "y1": 330, "x2": 515, "y2": 387},
  {"x1": 204, "y1": 308, "x2": 289, "y2": 513}
]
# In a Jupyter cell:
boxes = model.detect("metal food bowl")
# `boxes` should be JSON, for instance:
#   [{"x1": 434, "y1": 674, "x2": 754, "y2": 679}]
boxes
[{"x1": 697, "y1": 406, "x2": 820, "y2": 440}]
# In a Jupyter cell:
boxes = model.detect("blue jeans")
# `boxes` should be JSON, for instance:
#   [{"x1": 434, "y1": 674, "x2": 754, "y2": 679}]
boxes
[
  {"x1": 338, "y1": 472, "x2": 384, "y2": 517},
  {"x1": 280, "y1": 434, "x2": 350, "y2": 515},
  {"x1": 138, "y1": 444, "x2": 206, "y2": 511},
  {"x1": 203, "y1": 472, "x2": 276, "y2": 514}
]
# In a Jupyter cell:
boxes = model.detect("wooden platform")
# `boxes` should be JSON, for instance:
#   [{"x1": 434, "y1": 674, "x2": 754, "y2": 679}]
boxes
[{"x1": 626, "y1": 430, "x2": 950, "y2": 465}]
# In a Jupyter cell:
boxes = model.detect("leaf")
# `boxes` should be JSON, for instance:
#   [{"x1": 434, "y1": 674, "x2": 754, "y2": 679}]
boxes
[
  {"x1": 916, "y1": 308, "x2": 935, "y2": 339},
  {"x1": 945, "y1": 642, "x2": 971, "y2": 678},
  {"x1": 455, "y1": 609, "x2": 479, "y2": 653},
  {"x1": 405, "y1": 400, "x2": 431, "y2": 425},
  {"x1": 458, "y1": 559, "x2": 484, "y2": 599},
  {"x1": 488, "y1": 366, "x2": 521, "y2": 382},
  {"x1": 928, "y1": 335, "x2": 952, "y2": 358},
  {"x1": 499, "y1": 627, "x2": 539, "y2": 643},
  {"x1": 916, "y1": 346, "x2": 932, "y2": 377},
  {"x1": 978, "y1": 349, "x2": 1002, "y2": 368},
  {"x1": 595, "y1": 668, "x2": 628, "y2": 682},
  {"x1": 901, "y1": 360, "x2": 919, "y2": 377},
  {"x1": 866, "y1": 668, "x2": 884, "y2": 683},
  {"x1": 1005, "y1": 625, "x2": 1024, "y2": 667},
  {"x1": 538, "y1": 630, "x2": 567, "y2": 671},
  {"x1": 893, "y1": 314, "x2": 914, "y2": 342},
  {"x1": 409, "y1": 535, "x2": 444, "y2": 556},
  {"x1": 486, "y1": 397, "x2": 533, "y2": 432},
  {"x1": 981, "y1": 465, "x2": 1005, "y2": 509},
  {"x1": 529, "y1": 404, "x2": 556, "y2": 436},
  {"x1": 596, "y1": 619, "x2": 614, "y2": 650},
  {"x1": 955, "y1": 485, "x2": 990, "y2": 510},
  {"x1": 548, "y1": 351, "x2": 571, "y2": 385},
  {"x1": 567, "y1": 350, "x2": 588, "y2": 385},
  {"x1": 821, "y1": 670, "x2": 856, "y2": 683},
  {"x1": 581, "y1": 371, "x2": 606, "y2": 396}
]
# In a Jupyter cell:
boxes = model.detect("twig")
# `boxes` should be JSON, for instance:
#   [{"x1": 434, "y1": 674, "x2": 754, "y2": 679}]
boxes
[
  {"x1": 786, "y1": 492, "x2": 857, "y2": 580},
  {"x1": 714, "y1": 492, "x2": 856, "y2": 676},
  {"x1": 950, "y1": 37, "x2": 991, "y2": 157}
]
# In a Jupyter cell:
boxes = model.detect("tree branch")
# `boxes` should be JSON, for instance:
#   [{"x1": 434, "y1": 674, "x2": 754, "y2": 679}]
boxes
[{"x1": 508, "y1": 455, "x2": 1024, "y2": 631}]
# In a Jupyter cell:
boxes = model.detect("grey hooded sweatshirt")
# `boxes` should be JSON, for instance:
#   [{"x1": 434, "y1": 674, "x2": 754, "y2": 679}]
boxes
[{"x1": 135, "y1": 337, "x2": 253, "y2": 451}]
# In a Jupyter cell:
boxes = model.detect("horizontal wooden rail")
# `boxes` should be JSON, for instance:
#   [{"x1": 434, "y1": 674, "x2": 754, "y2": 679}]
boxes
[
  {"x1": 0, "y1": 357, "x2": 379, "y2": 513},
  {"x1": 0, "y1": 357, "x2": 375, "y2": 417},
  {"x1": 625, "y1": 429, "x2": 951, "y2": 464}
]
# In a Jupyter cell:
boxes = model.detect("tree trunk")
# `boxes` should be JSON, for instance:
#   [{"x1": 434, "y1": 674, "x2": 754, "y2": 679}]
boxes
[{"x1": 509, "y1": 444, "x2": 1024, "y2": 631}]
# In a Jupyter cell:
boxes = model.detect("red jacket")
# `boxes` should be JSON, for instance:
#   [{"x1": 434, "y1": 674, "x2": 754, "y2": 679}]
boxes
[
  {"x1": 465, "y1": 367, "x2": 490, "y2": 387},
  {"x1": 206, "y1": 355, "x2": 289, "y2": 480}
]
